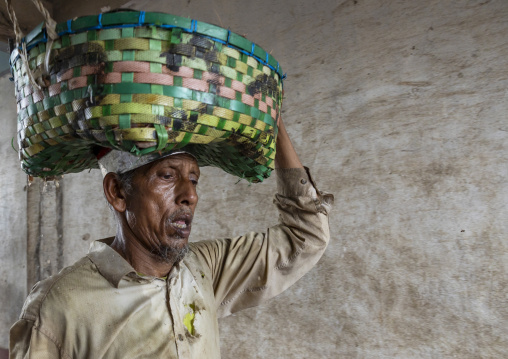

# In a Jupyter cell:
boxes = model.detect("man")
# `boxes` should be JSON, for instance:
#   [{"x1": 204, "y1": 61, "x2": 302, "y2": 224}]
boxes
[{"x1": 9, "y1": 118, "x2": 333, "y2": 358}]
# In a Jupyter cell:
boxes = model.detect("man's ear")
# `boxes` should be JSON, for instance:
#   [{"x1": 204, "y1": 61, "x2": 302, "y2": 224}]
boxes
[{"x1": 103, "y1": 173, "x2": 127, "y2": 212}]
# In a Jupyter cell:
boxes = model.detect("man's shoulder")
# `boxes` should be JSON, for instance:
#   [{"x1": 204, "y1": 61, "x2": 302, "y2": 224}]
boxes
[
  {"x1": 185, "y1": 239, "x2": 227, "y2": 274},
  {"x1": 186, "y1": 241, "x2": 211, "y2": 266},
  {"x1": 187, "y1": 239, "x2": 230, "y2": 261},
  {"x1": 20, "y1": 256, "x2": 102, "y2": 323}
]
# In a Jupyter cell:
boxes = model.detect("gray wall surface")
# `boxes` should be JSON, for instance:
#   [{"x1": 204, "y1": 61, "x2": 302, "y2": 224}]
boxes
[
  {"x1": 1, "y1": 0, "x2": 507, "y2": 357},
  {"x1": 0, "y1": 75, "x2": 27, "y2": 349}
]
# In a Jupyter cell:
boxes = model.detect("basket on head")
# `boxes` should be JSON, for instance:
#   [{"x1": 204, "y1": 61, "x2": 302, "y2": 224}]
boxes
[{"x1": 9, "y1": 8, "x2": 284, "y2": 182}]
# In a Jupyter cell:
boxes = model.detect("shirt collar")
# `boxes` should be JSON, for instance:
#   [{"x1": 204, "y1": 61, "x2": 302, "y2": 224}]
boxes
[
  {"x1": 86, "y1": 237, "x2": 136, "y2": 288},
  {"x1": 86, "y1": 238, "x2": 183, "y2": 287}
]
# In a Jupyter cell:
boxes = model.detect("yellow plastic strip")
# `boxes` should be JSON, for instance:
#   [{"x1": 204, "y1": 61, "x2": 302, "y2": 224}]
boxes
[
  {"x1": 212, "y1": 107, "x2": 234, "y2": 120},
  {"x1": 221, "y1": 46, "x2": 240, "y2": 59},
  {"x1": 114, "y1": 38, "x2": 150, "y2": 51},
  {"x1": 246, "y1": 57, "x2": 258, "y2": 68},
  {"x1": 196, "y1": 114, "x2": 219, "y2": 127}
]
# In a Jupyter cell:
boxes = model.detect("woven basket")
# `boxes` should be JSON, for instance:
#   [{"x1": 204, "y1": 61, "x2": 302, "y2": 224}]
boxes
[{"x1": 9, "y1": 9, "x2": 283, "y2": 182}]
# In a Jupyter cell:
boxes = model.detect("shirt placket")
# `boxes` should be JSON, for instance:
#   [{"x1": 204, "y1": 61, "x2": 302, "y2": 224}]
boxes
[{"x1": 167, "y1": 269, "x2": 192, "y2": 358}]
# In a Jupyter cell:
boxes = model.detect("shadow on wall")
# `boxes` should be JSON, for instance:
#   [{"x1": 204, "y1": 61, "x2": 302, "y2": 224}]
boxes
[{"x1": 0, "y1": 347, "x2": 7, "y2": 359}]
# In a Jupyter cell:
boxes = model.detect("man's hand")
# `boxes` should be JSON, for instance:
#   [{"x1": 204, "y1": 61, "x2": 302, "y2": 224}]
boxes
[{"x1": 274, "y1": 116, "x2": 304, "y2": 169}]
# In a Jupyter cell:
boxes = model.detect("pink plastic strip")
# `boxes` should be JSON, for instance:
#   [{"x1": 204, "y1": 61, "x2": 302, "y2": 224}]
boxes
[
  {"x1": 134, "y1": 73, "x2": 173, "y2": 86},
  {"x1": 19, "y1": 97, "x2": 29, "y2": 109},
  {"x1": 231, "y1": 80, "x2": 246, "y2": 93},
  {"x1": 102, "y1": 73, "x2": 122, "y2": 84},
  {"x1": 32, "y1": 90, "x2": 44, "y2": 103},
  {"x1": 68, "y1": 76, "x2": 88, "y2": 90},
  {"x1": 81, "y1": 65, "x2": 103, "y2": 76},
  {"x1": 258, "y1": 101, "x2": 267, "y2": 113},
  {"x1": 183, "y1": 78, "x2": 209, "y2": 92},
  {"x1": 217, "y1": 86, "x2": 236, "y2": 99},
  {"x1": 202, "y1": 72, "x2": 225, "y2": 85},
  {"x1": 57, "y1": 69, "x2": 73, "y2": 82},
  {"x1": 23, "y1": 85, "x2": 33, "y2": 96},
  {"x1": 48, "y1": 83, "x2": 61, "y2": 97},
  {"x1": 112, "y1": 61, "x2": 149, "y2": 73},
  {"x1": 165, "y1": 66, "x2": 194, "y2": 78},
  {"x1": 241, "y1": 93, "x2": 254, "y2": 107}
]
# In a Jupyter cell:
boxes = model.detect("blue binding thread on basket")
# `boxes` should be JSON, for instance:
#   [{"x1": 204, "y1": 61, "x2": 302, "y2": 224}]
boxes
[
  {"x1": 159, "y1": 24, "x2": 178, "y2": 30},
  {"x1": 138, "y1": 11, "x2": 145, "y2": 26},
  {"x1": 84, "y1": 13, "x2": 103, "y2": 30}
]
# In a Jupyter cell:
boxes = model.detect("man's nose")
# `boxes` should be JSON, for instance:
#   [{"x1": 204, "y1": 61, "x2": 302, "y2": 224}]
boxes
[{"x1": 175, "y1": 179, "x2": 198, "y2": 206}]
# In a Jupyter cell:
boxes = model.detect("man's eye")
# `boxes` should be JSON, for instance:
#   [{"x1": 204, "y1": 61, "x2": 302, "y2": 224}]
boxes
[
  {"x1": 162, "y1": 174, "x2": 173, "y2": 179},
  {"x1": 191, "y1": 180, "x2": 199, "y2": 186}
]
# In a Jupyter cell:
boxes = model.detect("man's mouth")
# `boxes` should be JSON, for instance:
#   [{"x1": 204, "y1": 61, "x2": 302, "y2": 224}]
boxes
[
  {"x1": 170, "y1": 220, "x2": 188, "y2": 229},
  {"x1": 168, "y1": 211, "x2": 193, "y2": 237}
]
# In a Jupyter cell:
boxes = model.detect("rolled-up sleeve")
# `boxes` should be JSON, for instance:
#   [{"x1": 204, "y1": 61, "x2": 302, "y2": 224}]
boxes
[{"x1": 192, "y1": 167, "x2": 334, "y2": 318}]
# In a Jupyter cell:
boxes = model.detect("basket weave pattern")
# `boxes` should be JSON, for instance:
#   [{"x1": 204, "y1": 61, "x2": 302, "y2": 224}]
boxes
[{"x1": 11, "y1": 12, "x2": 284, "y2": 182}]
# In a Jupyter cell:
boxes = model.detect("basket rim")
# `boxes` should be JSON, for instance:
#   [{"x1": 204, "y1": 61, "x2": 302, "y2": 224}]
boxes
[{"x1": 9, "y1": 10, "x2": 284, "y2": 80}]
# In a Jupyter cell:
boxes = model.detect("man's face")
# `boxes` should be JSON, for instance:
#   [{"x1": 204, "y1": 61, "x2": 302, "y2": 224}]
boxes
[{"x1": 122, "y1": 153, "x2": 200, "y2": 263}]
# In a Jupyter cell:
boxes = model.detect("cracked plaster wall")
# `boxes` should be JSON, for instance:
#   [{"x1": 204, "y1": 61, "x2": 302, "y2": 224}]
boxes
[{"x1": 1, "y1": 0, "x2": 507, "y2": 357}]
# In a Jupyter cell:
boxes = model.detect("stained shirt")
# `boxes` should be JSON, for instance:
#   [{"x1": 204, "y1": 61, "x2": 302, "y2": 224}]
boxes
[{"x1": 9, "y1": 168, "x2": 333, "y2": 359}]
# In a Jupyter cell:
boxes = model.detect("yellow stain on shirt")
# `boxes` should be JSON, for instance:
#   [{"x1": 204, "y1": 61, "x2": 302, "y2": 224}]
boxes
[{"x1": 183, "y1": 304, "x2": 196, "y2": 335}]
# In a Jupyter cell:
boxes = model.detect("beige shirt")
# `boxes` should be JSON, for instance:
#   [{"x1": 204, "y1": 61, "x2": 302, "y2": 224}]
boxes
[{"x1": 9, "y1": 168, "x2": 333, "y2": 359}]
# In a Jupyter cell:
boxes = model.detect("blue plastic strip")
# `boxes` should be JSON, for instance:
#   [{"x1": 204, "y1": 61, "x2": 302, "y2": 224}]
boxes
[
  {"x1": 138, "y1": 11, "x2": 145, "y2": 26},
  {"x1": 67, "y1": 20, "x2": 72, "y2": 33},
  {"x1": 251, "y1": 43, "x2": 255, "y2": 56},
  {"x1": 206, "y1": 36, "x2": 226, "y2": 45},
  {"x1": 159, "y1": 24, "x2": 179, "y2": 29},
  {"x1": 98, "y1": 13, "x2": 102, "y2": 27}
]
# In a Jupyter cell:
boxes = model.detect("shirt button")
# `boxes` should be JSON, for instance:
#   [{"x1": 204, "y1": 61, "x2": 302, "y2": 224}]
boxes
[
  {"x1": 178, "y1": 334, "x2": 184, "y2": 341},
  {"x1": 300, "y1": 178, "x2": 308, "y2": 184}
]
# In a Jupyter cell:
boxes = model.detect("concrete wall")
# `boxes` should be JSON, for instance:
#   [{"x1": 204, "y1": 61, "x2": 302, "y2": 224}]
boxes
[
  {"x1": 1, "y1": 0, "x2": 507, "y2": 357},
  {"x1": 0, "y1": 75, "x2": 27, "y2": 349}
]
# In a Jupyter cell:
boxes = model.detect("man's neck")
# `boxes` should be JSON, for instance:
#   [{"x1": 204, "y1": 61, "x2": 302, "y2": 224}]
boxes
[{"x1": 110, "y1": 235, "x2": 174, "y2": 278}]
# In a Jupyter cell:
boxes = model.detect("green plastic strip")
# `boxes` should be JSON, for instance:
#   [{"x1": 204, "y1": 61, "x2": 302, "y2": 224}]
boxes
[{"x1": 154, "y1": 124, "x2": 168, "y2": 151}]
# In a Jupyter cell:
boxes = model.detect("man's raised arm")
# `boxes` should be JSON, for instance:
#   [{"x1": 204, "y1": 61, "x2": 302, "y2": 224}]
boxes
[{"x1": 189, "y1": 118, "x2": 334, "y2": 317}]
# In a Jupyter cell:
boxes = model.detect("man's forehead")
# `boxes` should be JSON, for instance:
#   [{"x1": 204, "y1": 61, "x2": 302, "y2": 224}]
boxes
[
  {"x1": 149, "y1": 153, "x2": 200, "y2": 172},
  {"x1": 97, "y1": 149, "x2": 198, "y2": 176}
]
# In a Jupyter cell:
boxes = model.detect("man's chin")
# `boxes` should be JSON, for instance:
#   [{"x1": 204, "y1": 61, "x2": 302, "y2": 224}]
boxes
[{"x1": 154, "y1": 243, "x2": 189, "y2": 265}]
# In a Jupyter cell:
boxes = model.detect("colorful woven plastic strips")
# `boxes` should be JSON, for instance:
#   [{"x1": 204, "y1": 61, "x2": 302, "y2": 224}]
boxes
[{"x1": 10, "y1": 10, "x2": 284, "y2": 182}]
